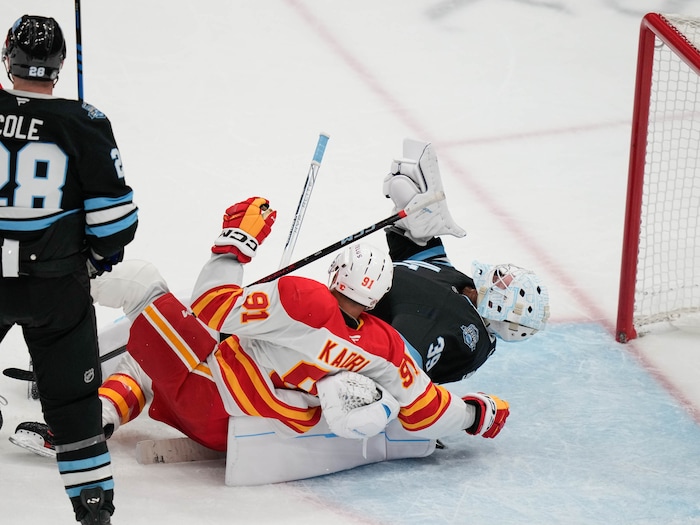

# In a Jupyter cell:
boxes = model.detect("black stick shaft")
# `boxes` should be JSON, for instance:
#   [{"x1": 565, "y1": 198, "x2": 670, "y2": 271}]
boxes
[{"x1": 75, "y1": 0, "x2": 84, "y2": 100}]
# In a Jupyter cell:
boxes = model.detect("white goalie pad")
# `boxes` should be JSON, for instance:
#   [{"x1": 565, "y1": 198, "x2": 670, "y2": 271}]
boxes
[
  {"x1": 383, "y1": 138, "x2": 466, "y2": 245},
  {"x1": 225, "y1": 416, "x2": 436, "y2": 486},
  {"x1": 91, "y1": 260, "x2": 169, "y2": 320},
  {"x1": 98, "y1": 315, "x2": 132, "y2": 378}
]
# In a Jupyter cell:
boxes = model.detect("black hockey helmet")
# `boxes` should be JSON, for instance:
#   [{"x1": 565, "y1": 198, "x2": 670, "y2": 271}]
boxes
[{"x1": 2, "y1": 15, "x2": 66, "y2": 82}]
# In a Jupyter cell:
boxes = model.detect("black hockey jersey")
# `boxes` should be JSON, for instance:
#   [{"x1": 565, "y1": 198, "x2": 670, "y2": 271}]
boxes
[
  {"x1": 372, "y1": 231, "x2": 496, "y2": 384},
  {"x1": 0, "y1": 89, "x2": 137, "y2": 277}
]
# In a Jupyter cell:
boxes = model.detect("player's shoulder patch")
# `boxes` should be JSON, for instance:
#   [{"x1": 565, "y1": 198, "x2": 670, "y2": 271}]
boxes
[
  {"x1": 460, "y1": 323, "x2": 480, "y2": 352},
  {"x1": 81, "y1": 102, "x2": 106, "y2": 120}
]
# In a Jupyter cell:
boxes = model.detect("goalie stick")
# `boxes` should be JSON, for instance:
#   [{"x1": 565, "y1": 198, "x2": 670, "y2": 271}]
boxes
[
  {"x1": 135, "y1": 437, "x2": 225, "y2": 464},
  {"x1": 279, "y1": 132, "x2": 330, "y2": 268}
]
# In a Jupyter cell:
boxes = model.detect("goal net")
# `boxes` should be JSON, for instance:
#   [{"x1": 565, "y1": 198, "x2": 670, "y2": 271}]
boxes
[{"x1": 616, "y1": 13, "x2": 700, "y2": 343}]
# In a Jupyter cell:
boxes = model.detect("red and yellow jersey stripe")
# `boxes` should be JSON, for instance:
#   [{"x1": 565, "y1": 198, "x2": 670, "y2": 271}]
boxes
[
  {"x1": 214, "y1": 336, "x2": 322, "y2": 434},
  {"x1": 99, "y1": 373, "x2": 147, "y2": 425},
  {"x1": 397, "y1": 383, "x2": 453, "y2": 432},
  {"x1": 141, "y1": 300, "x2": 214, "y2": 379},
  {"x1": 191, "y1": 284, "x2": 245, "y2": 333}
]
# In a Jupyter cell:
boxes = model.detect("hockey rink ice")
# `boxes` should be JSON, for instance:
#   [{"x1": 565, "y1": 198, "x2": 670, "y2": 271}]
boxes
[{"x1": 1, "y1": 1, "x2": 700, "y2": 523}]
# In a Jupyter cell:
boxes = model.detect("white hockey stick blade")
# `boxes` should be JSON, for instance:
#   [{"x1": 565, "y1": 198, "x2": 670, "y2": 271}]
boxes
[{"x1": 135, "y1": 437, "x2": 226, "y2": 464}]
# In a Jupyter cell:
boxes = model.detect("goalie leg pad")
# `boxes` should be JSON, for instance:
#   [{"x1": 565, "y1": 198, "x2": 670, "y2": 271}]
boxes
[
  {"x1": 384, "y1": 139, "x2": 466, "y2": 245},
  {"x1": 383, "y1": 174, "x2": 422, "y2": 210},
  {"x1": 91, "y1": 260, "x2": 169, "y2": 319},
  {"x1": 225, "y1": 417, "x2": 436, "y2": 486}
]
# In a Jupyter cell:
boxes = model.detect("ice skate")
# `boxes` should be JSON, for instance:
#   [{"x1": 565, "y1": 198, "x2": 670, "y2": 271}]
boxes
[{"x1": 9, "y1": 421, "x2": 56, "y2": 458}]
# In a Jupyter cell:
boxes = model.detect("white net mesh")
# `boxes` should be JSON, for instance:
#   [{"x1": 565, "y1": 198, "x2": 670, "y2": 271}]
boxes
[{"x1": 635, "y1": 14, "x2": 700, "y2": 332}]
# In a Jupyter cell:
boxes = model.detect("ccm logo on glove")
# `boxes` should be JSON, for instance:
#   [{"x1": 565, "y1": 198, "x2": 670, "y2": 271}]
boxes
[
  {"x1": 219, "y1": 229, "x2": 259, "y2": 253},
  {"x1": 212, "y1": 197, "x2": 277, "y2": 263}
]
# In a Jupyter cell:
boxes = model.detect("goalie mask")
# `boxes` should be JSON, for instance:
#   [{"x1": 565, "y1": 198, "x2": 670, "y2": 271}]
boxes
[
  {"x1": 472, "y1": 261, "x2": 550, "y2": 342},
  {"x1": 2, "y1": 15, "x2": 66, "y2": 82},
  {"x1": 328, "y1": 243, "x2": 393, "y2": 309}
]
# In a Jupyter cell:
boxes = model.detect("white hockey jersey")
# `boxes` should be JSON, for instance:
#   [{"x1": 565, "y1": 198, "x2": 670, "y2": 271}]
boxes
[{"x1": 190, "y1": 254, "x2": 472, "y2": 439}]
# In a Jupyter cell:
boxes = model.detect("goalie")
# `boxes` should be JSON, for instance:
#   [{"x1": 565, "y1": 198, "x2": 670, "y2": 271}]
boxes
[{"x1": 373, "y1": 139, "x2": 550, "y2": 384}]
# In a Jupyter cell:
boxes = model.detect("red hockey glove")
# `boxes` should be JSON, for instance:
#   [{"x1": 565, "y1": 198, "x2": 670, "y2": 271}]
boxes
[
  {"x1": 463, "y1": 392, "x2": 510, "y2": 439},
  {"x1": 212, "y1": 197, "x2": 276, "y2": 263}
]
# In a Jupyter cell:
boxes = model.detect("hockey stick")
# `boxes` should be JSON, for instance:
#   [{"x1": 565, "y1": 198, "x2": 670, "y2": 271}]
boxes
[
  {"x1": 135, "y1": 437, "x2": 226, "y2": 464},
  {"x1": 279, "y1": 132, "x2": 330, "y2": 269},
  {"x1": 74, "y1": 0, "x2": 84, "y2": 101},
  {"x1": 248, "y1": 191, "x2": 446, "y2": 286},
  {"x1": 3, "y1": 345, "x2": 127, "y2": 382}
]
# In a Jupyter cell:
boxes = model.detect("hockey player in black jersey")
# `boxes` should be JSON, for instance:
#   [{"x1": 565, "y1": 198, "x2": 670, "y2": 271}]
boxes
[
  {"x1": 373, "y1": 139, "x2": 549, "y2": 385},
  {"x1": 0, "y1": 14, "x2": 138, "y2": 524}
]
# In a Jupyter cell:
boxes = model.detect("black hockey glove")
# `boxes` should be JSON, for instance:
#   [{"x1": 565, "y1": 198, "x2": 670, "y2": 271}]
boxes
[{"x1": 87, "y1": 249, "x2": 124, "y2": 278}]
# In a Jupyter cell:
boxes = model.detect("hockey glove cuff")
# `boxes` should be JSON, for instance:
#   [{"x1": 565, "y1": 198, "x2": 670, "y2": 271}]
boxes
[
  {"x1": 87, "y1": 249, "x2": 124, "y2": 278},
  {"x1": 463, "y1": 392, "x2": 510, "y2": 439}
]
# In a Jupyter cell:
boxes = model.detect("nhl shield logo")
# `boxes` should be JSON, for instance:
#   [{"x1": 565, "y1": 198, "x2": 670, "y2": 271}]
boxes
[{"x1": 84, "y1": 367, "x2": 95, "y2": 383}]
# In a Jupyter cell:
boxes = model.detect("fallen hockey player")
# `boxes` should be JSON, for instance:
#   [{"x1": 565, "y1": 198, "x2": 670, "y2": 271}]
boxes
[{"x1": 10, "y1": 139, "x2": 549, "y2": 485}]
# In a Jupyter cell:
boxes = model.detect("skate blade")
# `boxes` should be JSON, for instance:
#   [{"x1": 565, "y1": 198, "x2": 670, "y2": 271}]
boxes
[{"x1": 9, "y1": 432, "x2": 56, "y2": 458}]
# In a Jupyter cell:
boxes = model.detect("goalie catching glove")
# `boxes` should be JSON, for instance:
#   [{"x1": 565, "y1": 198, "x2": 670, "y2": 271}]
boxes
[
  {"x1": 316, "y1": 371, "x2": 400, "y2": 439},
  {"x1": 212, "y1": 197, "x2": 277, "y2": 263},
  {"x1": 463, "y1": 392, "x2": 510, "y2": 438}
]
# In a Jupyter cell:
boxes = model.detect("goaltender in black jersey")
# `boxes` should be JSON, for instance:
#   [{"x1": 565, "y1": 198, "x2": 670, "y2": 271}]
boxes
[
  {"x1": 373, "y1": 139, "x2": 550, "y2": 385},
  {"x1": 373, "y1": 232, "x2": 497, "y2": 384}
]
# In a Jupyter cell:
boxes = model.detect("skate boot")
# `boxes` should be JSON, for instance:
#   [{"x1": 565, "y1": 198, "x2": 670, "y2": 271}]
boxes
[
  {"x1": 9, "y1": 421, "x2": 55, "y2": 457},
  {"x1": 77, "y1": 487, "x2": 113, "y2": 524}
]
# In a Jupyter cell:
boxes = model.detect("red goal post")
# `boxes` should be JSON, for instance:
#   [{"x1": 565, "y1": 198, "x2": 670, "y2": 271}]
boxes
[{"x1": 616, "y1": 13, "x2": 700, "y2": 343}]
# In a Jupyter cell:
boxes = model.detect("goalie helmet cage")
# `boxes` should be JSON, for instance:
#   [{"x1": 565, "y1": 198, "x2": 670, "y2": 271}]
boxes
[{"x1": 616, "y1": 13, "x2": 700, "y2": 343}]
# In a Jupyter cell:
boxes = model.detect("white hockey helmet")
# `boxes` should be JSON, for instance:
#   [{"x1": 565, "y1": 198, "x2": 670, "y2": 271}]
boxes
[
  {"x1": 472, "y1": 261, "x2": 550, "y2": 342},
  {"x1": 328, "y1": 243, "x2": 393, "y2": 309}
]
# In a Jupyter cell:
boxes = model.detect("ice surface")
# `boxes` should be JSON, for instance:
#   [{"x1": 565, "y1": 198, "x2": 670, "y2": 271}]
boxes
[{"x1": 1, "y1": 1, "x2": 699, "y2": 523}]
